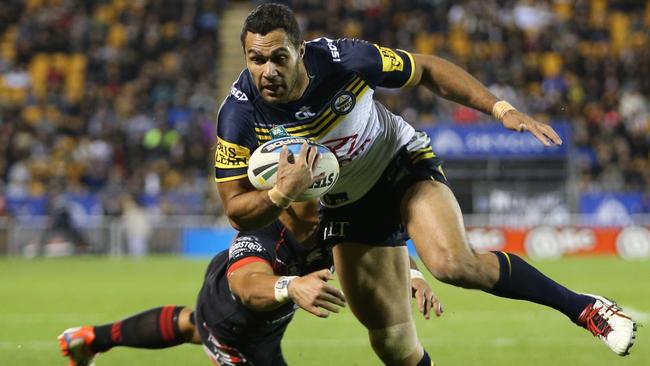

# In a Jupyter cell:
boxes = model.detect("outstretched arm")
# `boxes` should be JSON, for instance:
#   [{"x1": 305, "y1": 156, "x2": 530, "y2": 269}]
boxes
[
  {"x1": 407, "y1": 54, "x2": 563, "y2": 146},
  {"x1": 228, "y1": 262, "x2": 346, "y2": 318}
]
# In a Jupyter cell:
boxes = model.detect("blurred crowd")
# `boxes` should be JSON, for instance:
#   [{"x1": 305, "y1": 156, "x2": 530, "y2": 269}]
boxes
[
  {"x1": 285, "y1": 0, "x2": 650, "y2": 193},
  {"x1": 1, "y1": 0, "x2": 649, "y2": 221},
  {"x1": 0, "y1": 0, "x2": 224, "y2": 218}
]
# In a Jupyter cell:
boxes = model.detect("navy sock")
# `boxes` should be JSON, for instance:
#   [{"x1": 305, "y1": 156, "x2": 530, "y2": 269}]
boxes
[
  {"x1": 487, "y1": 251, "x2": 594, "y2": 322},
  {"x1": 416, "y1": 350, "x2": 434, "y2": 366}
]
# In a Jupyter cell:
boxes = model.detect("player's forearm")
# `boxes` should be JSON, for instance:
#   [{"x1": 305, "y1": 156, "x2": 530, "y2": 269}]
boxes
[
  {"x1": 414, "y1": 54, "x2": 499, "y2": 116},
  {"x1": 235, "y1": 272, "x2": 285, "y2": 311},
  {"x1": 223, "y1": 190, "x2": 284, "y2": 231}
]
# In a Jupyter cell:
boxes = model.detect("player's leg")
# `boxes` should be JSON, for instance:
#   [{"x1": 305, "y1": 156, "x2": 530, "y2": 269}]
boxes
[
  {"x1": 401, "y1": 179, "x2": 636, "y2": 355},
  {"x1": 59, "y1": 306, "x2": 198, "y2": 365},
  {"x1": 333, "y1": 243, "x2": 433, "y2": 366}
]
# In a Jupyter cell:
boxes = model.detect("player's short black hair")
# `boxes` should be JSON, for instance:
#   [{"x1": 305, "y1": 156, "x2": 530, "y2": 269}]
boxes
[{"x1": 240, "y1": 3, "x2": 302, "y2": 48}]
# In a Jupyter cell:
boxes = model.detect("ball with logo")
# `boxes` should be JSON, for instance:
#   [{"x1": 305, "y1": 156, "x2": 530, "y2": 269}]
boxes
[{"x1": 247, "y1": 137, "x2": 340, "y2": 201}]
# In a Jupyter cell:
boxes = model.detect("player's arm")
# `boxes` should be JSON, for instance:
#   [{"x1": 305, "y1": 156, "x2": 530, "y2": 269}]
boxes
[
  {"x1": 409, "y1": 256, "x2": 443, "y2": 319},
  {"x1": 218, "y1": 143, "x2": 319, "y2": 231},
  {"x1": 228, "y1": 262, "x2": 346, "y2": 317},
  {"x1": 406, "y1": 54, "x2": 562, "y2": 146}
]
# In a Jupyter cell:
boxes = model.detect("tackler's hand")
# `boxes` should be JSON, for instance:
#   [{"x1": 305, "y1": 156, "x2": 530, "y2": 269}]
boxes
[
  {"x1": 411, "y1": 277, "x2": 443, "y2": 320},
  {"x1": 288, "y1": 269, "x2": 346, "y2": 318}
]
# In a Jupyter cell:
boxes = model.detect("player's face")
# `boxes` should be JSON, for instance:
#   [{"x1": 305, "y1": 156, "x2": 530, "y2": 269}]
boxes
[{"x1": 244, "y1": 29, "x2": 305, "y2": 104}]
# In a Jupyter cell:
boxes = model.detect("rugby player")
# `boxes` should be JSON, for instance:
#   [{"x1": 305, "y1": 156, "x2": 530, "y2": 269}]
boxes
[
  {"x1": 213, "y1": 3, "x2": 636, "y2": 365},
  {"x1": 58, "y1": 203, "x2": 441, "y2": 366}
]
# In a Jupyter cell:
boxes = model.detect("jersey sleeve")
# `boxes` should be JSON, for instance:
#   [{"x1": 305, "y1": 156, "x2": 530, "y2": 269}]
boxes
[
  {"x1": 226, "y1": 234, "x2": 273, "y2": 276},
  {"x1": 336, "y1": 38, "x2": 415, "y2": 88},
  {"x1": 214, "y1": 94, "x2": 258, "y2": 183}
]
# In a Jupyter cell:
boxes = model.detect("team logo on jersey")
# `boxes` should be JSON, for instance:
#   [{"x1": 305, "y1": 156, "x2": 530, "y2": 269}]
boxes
[
  {"x1": 215, "y1": 137, "x2": 250, "y2": 168},
  {"x1": 331, "y1": 91, "x2": 355, "y2": 115},
  {"x1": 295, "y1": 106, "x2": 316, "y2": 120},
  {"x1": 374, "y1": 45, "x2": 404, "y2": 72}
]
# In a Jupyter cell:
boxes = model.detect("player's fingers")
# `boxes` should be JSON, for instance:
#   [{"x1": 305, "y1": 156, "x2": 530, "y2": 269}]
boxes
[
  {"x1": 298, "y1": 142, "x2": 309, "y2": 163},
  {"x1": 323, "y1": 284, "x2": 346, "y2": 303},
  {"x1": 318, "y1": 292, "x2": 346, "y2": 307},
  {"x1": 279, "y1": 145, "x2": 288, "y2": 165},
  {"x1": 415, "y1": 288, "x2": 425, "y2": 312},
  {"x1": 314, "y1": 299, "x2": 341, "y2": 313},
  {"x1": 314, "y1": 268, "x2": 333, "y2": 281},
  {"x1": 433, "y1": 300, "x2": 444, "y2": 317},
  {"x1": 305, "y1": 305, "x2": 329, "y2": 318},
  {"x1": 539, "y1": 124, "x2": 563, "y2": 145},
  {"x1": 529, "y1": 125, "x2": 550, "y2": 146},
  {"x1": 423, "y1": 291, "x2": 433, "y2": 320},
  {"x1": 306, "y1": 146, "x2": 318, "y2": 166},
  {"x1": 311, "y1": 150, "x2": 321, "y2": 170}
]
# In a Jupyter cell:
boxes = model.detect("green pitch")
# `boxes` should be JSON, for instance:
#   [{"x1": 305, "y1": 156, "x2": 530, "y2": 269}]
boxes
[{"x1": 0, "y1": 257, "x2": 647, "y2": 365}]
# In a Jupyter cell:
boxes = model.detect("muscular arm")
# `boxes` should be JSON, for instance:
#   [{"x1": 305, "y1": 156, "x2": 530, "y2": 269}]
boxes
[
  {"x1": 218, "y1": 179, "x2": 284, "y2": 231},
  {"x1": 218, "y1": 143, "x2": 320, "y2": 231},
  {"x1": 228, "y1": 261, "x2": 283, "y2": 311},
  {"x1": 407, "y1": 54, "x2": 498, "y2": 115},
  {"x1": 228, "y1": 261, "x2": 346, "y2": 316},
  {"x1": 407, "y1": 53, "x2": 562, "y2": 146}
]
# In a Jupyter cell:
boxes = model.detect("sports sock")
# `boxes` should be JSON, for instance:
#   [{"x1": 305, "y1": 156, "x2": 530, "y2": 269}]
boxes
[
  {"x1": 416, "y1": 350, "x2": 434, "y2": 366},
  {"x1": 487, "y1": 251, "x2": 594, "y2": 322},
  {"x1": 91, "y1": 306, "x2": 187, "y2": 352}
]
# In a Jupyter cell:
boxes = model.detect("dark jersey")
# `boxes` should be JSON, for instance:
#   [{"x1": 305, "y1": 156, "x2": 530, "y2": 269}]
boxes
[
  {"x1": 196, "y1": 221, "x2": 332, "y2": 343},
  {"x1": 215, "y1": 38, "x2": 417, "y2": 206}
]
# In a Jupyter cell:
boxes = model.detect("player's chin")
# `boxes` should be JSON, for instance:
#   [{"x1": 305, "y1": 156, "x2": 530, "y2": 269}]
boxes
[{"x1": 261, "y1": 89, "x2": 287, "y2": 104}]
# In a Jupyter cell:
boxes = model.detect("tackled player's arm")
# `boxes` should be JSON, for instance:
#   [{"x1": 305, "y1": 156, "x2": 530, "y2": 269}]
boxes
[
  {"x1": 228, "y1": 261, "x2": 284, "y2": 311},
  {"x1": 228, "y1": 261, "x2": 346, "y2": 317},
  {"x1": 406, "y1": 54, "x2": 562, "y2": 146}
]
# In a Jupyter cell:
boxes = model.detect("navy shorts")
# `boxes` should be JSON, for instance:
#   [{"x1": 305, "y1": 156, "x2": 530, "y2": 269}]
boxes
[{"x1": 320, "y1": 131, "x2": 449, "y2": 247}]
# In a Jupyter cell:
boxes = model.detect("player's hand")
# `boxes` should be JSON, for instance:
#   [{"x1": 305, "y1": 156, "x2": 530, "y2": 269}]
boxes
[
  {"x1": 288, "y1": 268, "x2": 346, "y2": 318},
  {"x1": 275, "y1": 142, "x2": 320, "y2": 198},
  {"x1": 411, "y1": 277, "x2": 443, "y2": 320},
  {"x1": 501, "y1": 110, "x2": 563, "y2": 147}
]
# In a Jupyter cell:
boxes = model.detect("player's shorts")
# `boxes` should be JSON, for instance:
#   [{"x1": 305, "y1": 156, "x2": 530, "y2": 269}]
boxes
[
  {"x1": 320, "y1": 130, "x2": 449, "y2": 247},
  {"x1": 197, "y1": 318, "x2": 288, "y2": 366}
]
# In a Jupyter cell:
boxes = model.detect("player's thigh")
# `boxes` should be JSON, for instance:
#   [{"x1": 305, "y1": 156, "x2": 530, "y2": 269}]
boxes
[
  {"x1": 400, "y1": 179, "x2": 474, "y2": 264},
  {"x1": 333, "y1": 243, "x2": 412, "y2": 328}
]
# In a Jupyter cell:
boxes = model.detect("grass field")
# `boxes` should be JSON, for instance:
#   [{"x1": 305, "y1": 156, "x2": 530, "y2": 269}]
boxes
[{"x1": 0, "y1": 256, "x2": 647, "y2": 366}]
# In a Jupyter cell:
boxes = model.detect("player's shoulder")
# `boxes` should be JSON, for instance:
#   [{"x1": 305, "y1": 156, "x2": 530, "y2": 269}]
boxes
[
  {"x1": 220, "y1": 70, "x2": 257, "y2": 112},
  {"x1": 218, "y1": 71, "x2": 256, "y2": 126},
  {"x1": 306, "y1": 37, "x2": 376, "y2": 65}
]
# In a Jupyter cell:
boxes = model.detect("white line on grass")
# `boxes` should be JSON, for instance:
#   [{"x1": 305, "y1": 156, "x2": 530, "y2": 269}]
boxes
[{"x1": 622, "y1": 306, "x2": 650, "y2": 324}]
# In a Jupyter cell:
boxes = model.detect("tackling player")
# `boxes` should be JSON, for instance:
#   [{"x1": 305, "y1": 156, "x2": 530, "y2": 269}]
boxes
[
  {"x1": 213, "y1": 3, "x2": 636, "y2": 365},
  {"x1": 58, "y1": 202, "x2": 442, "y2": 366}
]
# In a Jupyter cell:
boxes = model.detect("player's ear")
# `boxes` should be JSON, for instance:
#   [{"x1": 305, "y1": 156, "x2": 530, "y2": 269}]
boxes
[{"x1": 299, "y1": 42, "x2": 305, "y2": 58}]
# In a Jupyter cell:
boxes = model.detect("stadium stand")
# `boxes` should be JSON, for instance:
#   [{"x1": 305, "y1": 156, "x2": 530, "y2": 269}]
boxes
[{"x1": 0, "y1": 0, "x2": 648, "y2": 254}]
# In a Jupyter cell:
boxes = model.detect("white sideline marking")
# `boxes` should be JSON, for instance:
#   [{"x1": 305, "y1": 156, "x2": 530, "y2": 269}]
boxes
[{"x1": 623, "y1": 306, "x2": 650, "y2": 324}]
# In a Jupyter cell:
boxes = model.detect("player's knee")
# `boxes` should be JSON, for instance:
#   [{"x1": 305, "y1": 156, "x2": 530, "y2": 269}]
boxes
[
  {"x1": 429, "y1": 254, "x2": 480, "y2": 287},
  {"x1": 368, "y1": 322, "x2": 421, "y2": 364}
]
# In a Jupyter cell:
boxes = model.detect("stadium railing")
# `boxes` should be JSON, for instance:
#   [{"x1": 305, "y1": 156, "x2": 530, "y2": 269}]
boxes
[{"x1": 0, "y1": 214, "x2": 648, "y2": 260}]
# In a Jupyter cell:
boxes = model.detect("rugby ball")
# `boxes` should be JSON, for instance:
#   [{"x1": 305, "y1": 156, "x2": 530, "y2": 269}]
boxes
[{"x1": 247, "y1": 137, "x2": 339, "y2": 201}]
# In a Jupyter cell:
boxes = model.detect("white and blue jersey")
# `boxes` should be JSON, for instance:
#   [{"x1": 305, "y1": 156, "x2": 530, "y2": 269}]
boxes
[{"x1": 215, "y1": 38, "x2": 419, "y2": 207}]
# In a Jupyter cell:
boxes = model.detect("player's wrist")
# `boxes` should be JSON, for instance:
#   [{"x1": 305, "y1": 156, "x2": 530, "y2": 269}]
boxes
[
  {"x1": 491, "y1": 100, "x2": 517, "y2": 121},
  {"x1": 268, "y1": 186, "x2": 295, "y2": 209},
  {"x1": 274, "y1": 275, "x2": 298, "y2": 303},
  {"x1": 410, "y1": 269, "x2": 425, "y2": 280}
]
